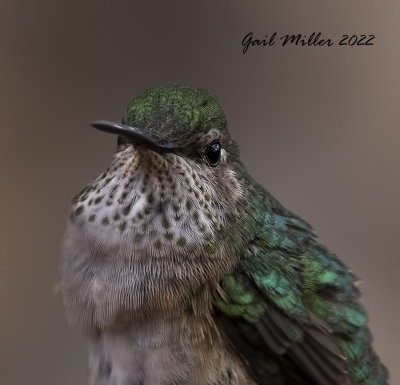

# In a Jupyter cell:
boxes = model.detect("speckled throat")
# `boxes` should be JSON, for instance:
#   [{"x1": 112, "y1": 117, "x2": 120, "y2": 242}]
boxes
[{"x1": 60, "y1": 141, "x2": 246, "y2": 330}]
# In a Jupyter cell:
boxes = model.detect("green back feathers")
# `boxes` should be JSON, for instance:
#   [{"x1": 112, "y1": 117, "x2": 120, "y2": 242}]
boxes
[
  {"x1": 217, "y1": 275, "x2": 266, "y2": 322},
  {"x1": 216, "y1": 193, "x2": 389, "y2": 385}
]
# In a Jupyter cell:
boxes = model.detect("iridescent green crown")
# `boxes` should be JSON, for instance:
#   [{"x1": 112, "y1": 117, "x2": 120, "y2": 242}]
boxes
[{"x1": 122, "y1": 85, "x2": 228, "y2": 145}]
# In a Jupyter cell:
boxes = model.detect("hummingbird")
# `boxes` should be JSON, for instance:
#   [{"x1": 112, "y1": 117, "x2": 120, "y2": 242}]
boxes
[{"x1": 59, "y1": 85, "x2": 389, "y2": 385}]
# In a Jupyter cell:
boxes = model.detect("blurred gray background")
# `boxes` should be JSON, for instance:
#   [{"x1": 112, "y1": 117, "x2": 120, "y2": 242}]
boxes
[{"x1": 2, "y1": 1, "x2": 398, "y2": 384}]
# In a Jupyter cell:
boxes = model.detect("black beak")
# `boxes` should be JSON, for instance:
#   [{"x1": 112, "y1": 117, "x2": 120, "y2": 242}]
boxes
[{"x1": 91, "y1": 120, "x2": 178, "y2": 153}]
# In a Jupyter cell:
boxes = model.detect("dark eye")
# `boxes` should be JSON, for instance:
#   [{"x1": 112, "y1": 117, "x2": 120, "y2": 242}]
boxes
[{"x1": 206, "y1": 141, "x2": 221, "y2": 166}]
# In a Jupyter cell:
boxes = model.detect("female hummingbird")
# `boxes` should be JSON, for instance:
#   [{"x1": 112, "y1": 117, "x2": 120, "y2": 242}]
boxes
[{"x1": 59, "y1": 85, "x2": 389, "y2": 385}]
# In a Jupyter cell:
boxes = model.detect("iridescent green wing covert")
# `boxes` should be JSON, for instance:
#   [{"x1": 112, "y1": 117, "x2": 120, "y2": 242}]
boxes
[{"x1": 215, "y1": 183, "x2": 389, "y2": 385}]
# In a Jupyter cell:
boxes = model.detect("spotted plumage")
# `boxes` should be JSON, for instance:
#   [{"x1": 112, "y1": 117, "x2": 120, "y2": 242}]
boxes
[{"x1": 59, "y1": 85, "x2": 389, "y2": 385}]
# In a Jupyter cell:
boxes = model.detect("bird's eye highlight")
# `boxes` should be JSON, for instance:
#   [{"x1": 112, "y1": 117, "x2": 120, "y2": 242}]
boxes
[{"x1": 206, "y1": 141, "x2": 221, "y2": 166}]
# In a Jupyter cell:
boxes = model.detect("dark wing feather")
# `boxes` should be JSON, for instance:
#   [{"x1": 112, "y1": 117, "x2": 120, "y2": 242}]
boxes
[{"x1": 214, "y1": 197, "x2": 389, "y2": 385}]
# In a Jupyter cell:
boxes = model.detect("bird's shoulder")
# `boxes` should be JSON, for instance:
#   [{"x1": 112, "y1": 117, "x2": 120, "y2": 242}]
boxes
[{"x1": 213, "y1": 184, "x2": 388, "y2": 385}]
